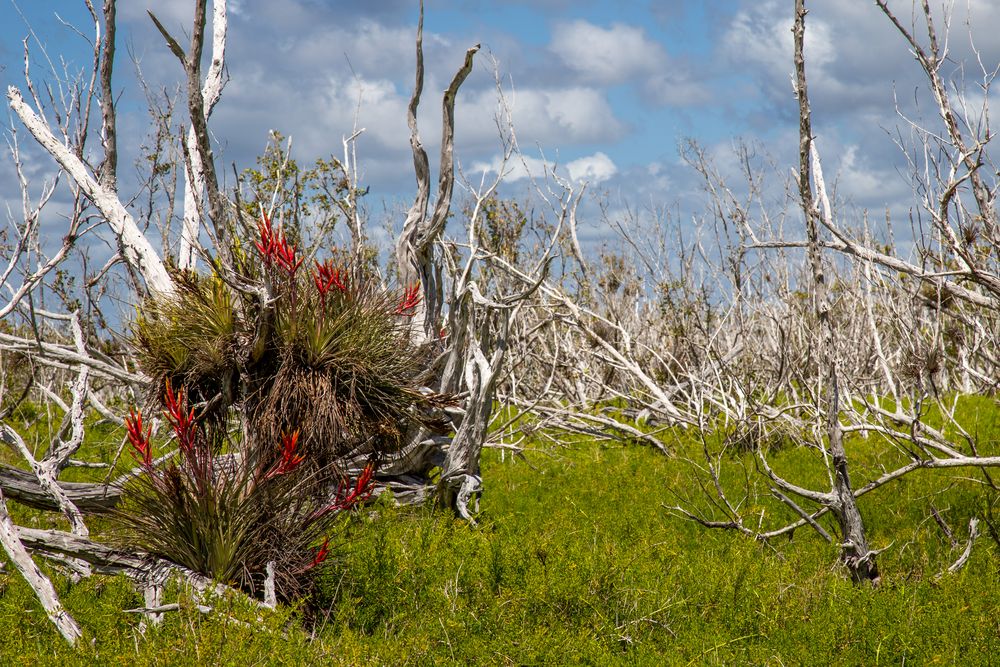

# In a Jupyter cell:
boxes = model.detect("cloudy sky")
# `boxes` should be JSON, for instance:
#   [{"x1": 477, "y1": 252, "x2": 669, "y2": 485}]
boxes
[{"x1": 2, "y1": 0, "x2": 999, "y2": 246}]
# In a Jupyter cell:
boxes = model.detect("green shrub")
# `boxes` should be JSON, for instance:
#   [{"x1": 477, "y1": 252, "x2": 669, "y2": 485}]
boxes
[
  {"x1": 112, "y1": 381, "x2": 375, "y2": 603},
  {"x1": 131, "y1": 214, "x2": 444, "y2": 474}
]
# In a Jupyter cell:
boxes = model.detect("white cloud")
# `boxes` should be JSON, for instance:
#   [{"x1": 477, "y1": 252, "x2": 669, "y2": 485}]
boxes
[
  {"x1": 119, "y1": 0, "x2": 192, "y2": 25},
  {"x1": 549, "y1": 19, "x2": 711, "y2": 107},
  {"x1": 717, "y1": 0, "x2": 1000, "y2": 116},
  {"x1": 470, "y1": 154, "x2": 551, "y2": 182},
  {"x1": 283, "y1": 19, "x2": 419, "y2": 81},
  {"x1": 324, "y1": 75, "x2": 410, "y2": 151},
  {"x1": 550, "y1": 20, "x2": 665, "y2": 85},
  {"x1": 457, "y1": 85, "x2": 625, "y2": 148},
  {"x1": 723, "y1": 1, "x2": 834, "y2": 87},
  {"x1": 542, "y1": 87, "x2": 623, "y2": 140},
  {"x1": 471, "y1": 151, "x2": 617, "y2": 184},
  {"x1": 566, "y1": 152, "x2": 617, "y2": 183},
  {"x1": 831, "y1": 143, "x2": 909, "y2": 208},
  {"x1": 643, "y1": 71, "x2": 713, "y2": 107}
]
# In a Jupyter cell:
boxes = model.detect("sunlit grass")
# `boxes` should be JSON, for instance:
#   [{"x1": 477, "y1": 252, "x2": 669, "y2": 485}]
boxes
[{"x1": 2, "y1": 406, "x2": 1000, "y2": 663}]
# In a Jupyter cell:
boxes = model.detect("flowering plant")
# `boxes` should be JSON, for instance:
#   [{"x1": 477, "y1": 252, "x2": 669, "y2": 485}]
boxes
[{"x1": 117, "y1": 381, "x2": 376, "y2": 602}]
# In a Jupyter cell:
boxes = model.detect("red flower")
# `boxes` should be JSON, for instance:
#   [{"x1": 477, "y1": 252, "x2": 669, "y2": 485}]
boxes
[
  {"x1": 274, "y1": 239, "x2": 302, "y2": 276},
  {"x1": 255, "y1": 214, "x2": 278, "y2": 266},
  {"x1": 163, "y1": 380, "x2": 197, "y2": 455},
  {"x1": 125, "y1": 409, "x2": 152, "y2": 470},
  {"x1": 395, "y1": 283, "x2": 422, "y2": 316},
  {"x1": 313, "y1": 259, "x2": 348, "y2": 301},
  {"x1": 255, "y1": 214, "x2": 301, "y2": 277},
  {"x1": 310, "y1": 536, "x2": 331, "y2": 568},
  {"x1": 313, "y1": 463, "x2": 376, "y2": 518},
  {"x1": 266, "y1": 430, "x2": 305, "y2": 479},
  {"x1": 334, "y1": 462, "x2": 376, "y2": 510}
]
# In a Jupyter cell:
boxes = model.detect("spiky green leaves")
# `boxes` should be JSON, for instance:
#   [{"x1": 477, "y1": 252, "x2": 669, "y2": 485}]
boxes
[
  {"x1": 122, "y1": 216, "x2": 444, "y2": 603},
  {"x1": 130, "y1": 270, "x2": 237, "y2": 410},
  {"x1": 114, "y1": 382, "x2": 375, "y2": 603}
]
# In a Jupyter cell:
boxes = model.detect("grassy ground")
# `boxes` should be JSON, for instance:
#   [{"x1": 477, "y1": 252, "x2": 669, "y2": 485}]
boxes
[{"x1": 2, "y1": 408, "x2": 1000, "y2": 664}]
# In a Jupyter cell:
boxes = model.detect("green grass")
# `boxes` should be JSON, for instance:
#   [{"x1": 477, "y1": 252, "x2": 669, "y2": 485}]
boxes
[{"x1": 3, "y1": 414, "x2": 1000, "y2": 664}]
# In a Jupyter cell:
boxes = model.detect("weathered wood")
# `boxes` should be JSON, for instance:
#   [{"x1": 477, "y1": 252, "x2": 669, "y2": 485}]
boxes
[
  {"x1": 794, "y1": 0, "x2": 878, "y2": 584},
  {"x1": 0, "y1": 464, "x2": 121, "y2": 513},
  {"x1": 16, "y1": 524, "x2": 142, "y2": 571},
  {"x1": 6, "y1": 87, "x2": 174, "y2": 295},
  {"x1": 178, "y1": 0, "x2": 228, "y2": 271},
  {"x1": 395, "y1": 0, "x2": 479, "y2": 342},
  {"x1": 0, "y1": 491, "x2": 82, "y2": 645}
]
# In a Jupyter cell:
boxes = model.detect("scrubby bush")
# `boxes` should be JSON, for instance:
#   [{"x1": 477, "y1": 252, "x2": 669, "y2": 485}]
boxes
[
  {"x1": 120, "y1": 214, "x2": 446, "y2": 603},
  {"x1": 114, "y1": 380, "x2": 376, "y2": 602}
]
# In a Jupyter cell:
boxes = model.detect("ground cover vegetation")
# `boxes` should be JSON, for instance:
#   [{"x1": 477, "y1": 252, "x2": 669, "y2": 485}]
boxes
[
  {"x1": 2, "y1": 415, "x2": 1000, "y2": 664},
  {"x1": 3, "y1": 0, "x2": 1000, "y2": 660}
]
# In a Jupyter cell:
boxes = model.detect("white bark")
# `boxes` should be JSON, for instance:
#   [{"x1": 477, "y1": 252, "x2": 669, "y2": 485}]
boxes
[
  {"x1": 7, "y1": 87, "x2": 174, "y2": 295},
  {"x1": 179, "y1": 0, "x2": 228, "y2": 271},
  {"x1": 263, "y1": 561, "x2": 276, "y2": 608},
  {"x1": 0, "y1": 314, "x2": 92, "y2": 546},
  {"x1": 0, "y1": 490, "x2": 82, "y2": 645},
  {"x1": 395, "y1": 0, "x2": 479, "y2": 342},
  {"x1": 143, "y1": 584, "x2": 164, "y2": 626},
  {"x1": 1, "y1": 420, "x2": 91, "y2": 575}
]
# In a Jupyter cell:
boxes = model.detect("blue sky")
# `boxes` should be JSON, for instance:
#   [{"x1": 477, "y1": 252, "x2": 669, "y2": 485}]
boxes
[{"x1": 3, "y1": 1, "x2": 999, "y2": 250}]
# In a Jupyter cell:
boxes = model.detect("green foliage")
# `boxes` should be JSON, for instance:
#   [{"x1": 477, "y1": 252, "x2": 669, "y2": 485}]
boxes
[
  {"x1": 6, "y1": 432, "x2": 999, "y2": 663},
  {"x1": 240, "y1": 130, "x2": 371, "y2": 264},
  {"x1": 111, "y1": 382, "x2": 374, "y2": 604},
  {"x1": 122, "y1": 200, "x2": 437, "y2": 606},
  {"x1": 251, "y1": 270, "x2": 433, "y2": 466},
  {"x1": 474, "y1": 196, "x2": 528, "y2": 265},
  {"x1": 130, "y1": 215, "x2": 438, "y2": 469},
  {"x1": 131, "y1": 271, "x2": 237, "y2": 408},
  {"x1": 118, "y1": 135, "x2": 444, "y2": 614}
]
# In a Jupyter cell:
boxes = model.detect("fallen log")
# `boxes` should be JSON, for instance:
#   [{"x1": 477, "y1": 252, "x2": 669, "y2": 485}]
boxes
[{"x1": 0, "y1": 464, "x2": 121, "y2": 513}]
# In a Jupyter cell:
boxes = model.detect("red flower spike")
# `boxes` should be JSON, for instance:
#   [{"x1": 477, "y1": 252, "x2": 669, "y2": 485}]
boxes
[
  {"x1": 395, "y1": 283, "x2": 422, "y2": 316},
  {"x1": 312, "y1": 268, "x2": 324, "y2": 296},
  {"x1": 255, "y1": 214, "x2": 277, "y2": 267},
  {"x1": 163, "y1": 380, "x2": 197, "y2": 455},
  {"x1": 311, "y1": 463, "x2": 377, "y2": 519},
  {"x1": 255, "y1": 214, "x2": 301, "y2": 277},
  {"x1": 274, "y1": 238, "x2": 302, "y2": 276},
  {"x1": 354, "y1": 463, "x2": 375, "y2": 498},
  {"x1": 336, "y1": 463, "x2": 376, "y2": 510},
  {"x1": 266, "y1": 430, "x2": 305, "y2": 480},
  {"x1": 310, "y1": 536, "x2": 331, "y2": 569},
  {"x1": 125, "y1": 409, "x2": 153, "y2": 470},
  {"x1": 313, "y1": 260, "x2": 348, "y2": 301}
]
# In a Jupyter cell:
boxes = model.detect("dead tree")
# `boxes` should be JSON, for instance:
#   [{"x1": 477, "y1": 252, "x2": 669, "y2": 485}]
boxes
[
  {"x1": 793, "y1": 0, "x2": 878, "y2": 582},
  {"x1": 667, "y1": 0, "x2": 1000, "y2": 584},
  {"x1": 394, "y1": 2, "x2": 478, "y2": 344}
]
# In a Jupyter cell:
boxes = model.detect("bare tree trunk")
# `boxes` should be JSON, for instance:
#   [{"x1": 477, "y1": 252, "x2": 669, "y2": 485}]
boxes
[
  {"x1": 794, "y1": 0, "x2": 878, "y2": 584},
  {"x1": 395, "y1": 0, "x2": 479, "y2": 343},
  {"x1": 149, "y1": 0, "x2": 231, "y2": 270},
  {"x1": 437, "y1": 282, "x2": 506, "y2": 520},
  {"x1": 178, "y1": 0, "x2": 227, "y2": 271},
  {"x1": 97, "y1": 0, "x2": 118, "y2": 192},
  {"x1": 372, "y1": 1, "x2": 483, "y2": 496}
]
